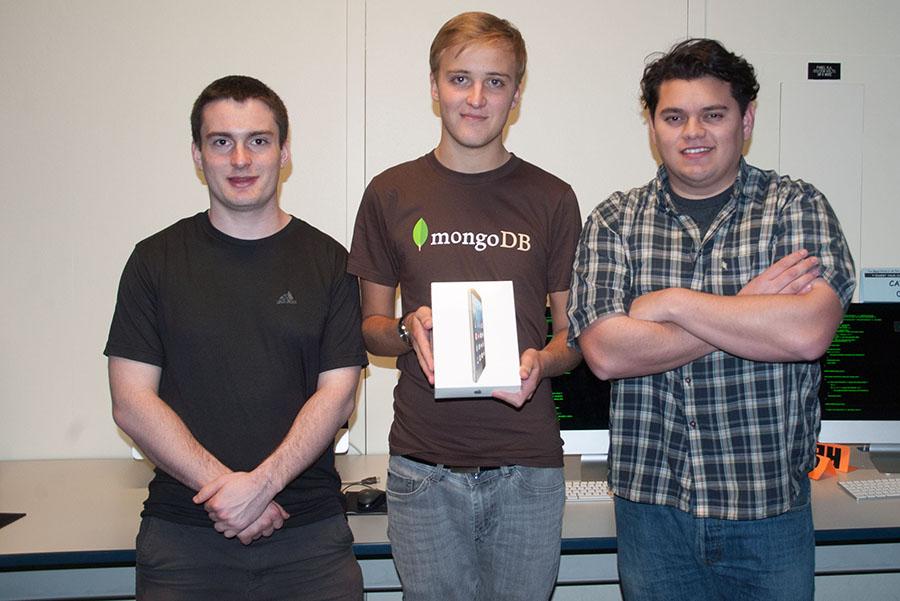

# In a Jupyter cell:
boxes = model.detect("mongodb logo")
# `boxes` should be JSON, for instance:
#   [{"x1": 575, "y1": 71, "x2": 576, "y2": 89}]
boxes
[
  {"x1": 413, "y1": 218, "x2": 429, "y2": 252},
  {"x1": 411, "y1": 216, "x2": 531, "y2": 253}
]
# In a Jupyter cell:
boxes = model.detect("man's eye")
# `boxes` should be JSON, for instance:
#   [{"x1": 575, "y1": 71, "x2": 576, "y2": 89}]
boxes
[
  {"x1": 251, "y1": 138, "x2": 269, "y2": 146},
  {"x1": 488, "y1": 78, "x2": 504, "y2": 88},
  {"x1": 212, "y1": 138, "x2": 229, "y2": 146},
  {"x1": 453, "y1": 76, "x2": 468, "y2": 84}
]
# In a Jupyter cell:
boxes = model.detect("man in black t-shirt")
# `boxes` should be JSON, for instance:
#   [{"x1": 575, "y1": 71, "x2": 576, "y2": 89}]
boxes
[{"x1": 105, "y1": 76, "x2": 366, "y2": 600}]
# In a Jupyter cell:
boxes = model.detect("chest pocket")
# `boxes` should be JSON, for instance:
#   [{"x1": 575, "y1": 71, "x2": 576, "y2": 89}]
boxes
[{"x1": 710, "y1": 231, "x2": 773, "y2": 296}]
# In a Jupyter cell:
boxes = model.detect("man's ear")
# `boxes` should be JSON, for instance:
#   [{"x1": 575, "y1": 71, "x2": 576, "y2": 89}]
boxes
[
  {"x1": 191, "y1": 142, "x2": 203, "y2": 170},
  {"x1": 280, "y1": 140, "x2": 291, "y2": 168},
  {"x1": 430, "y1": 72, "x2": 440, "y2": 103},
  {"x1": 742, "y1": 103, "x2": 756, "y2": 139},
  {"x1": 510, "y1": 84, "x2": 521, "y2": 110}
]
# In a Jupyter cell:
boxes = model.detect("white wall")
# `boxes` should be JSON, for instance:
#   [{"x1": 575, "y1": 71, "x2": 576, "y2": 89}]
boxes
[
  {"x1": 1, "y1": 0, "x2": 897, "y2": 460},
  {"x1": 0, "y1": 0, "x2": 353, "y2": 459},
  {"x1": 707, "y1": 0, "x2": 900, "y2": 280}
]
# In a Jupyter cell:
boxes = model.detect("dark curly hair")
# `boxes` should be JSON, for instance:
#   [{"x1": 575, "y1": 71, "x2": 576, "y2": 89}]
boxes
[
  {"x1": 641, "y1": 38, "x2": 759, "y2": 118},
  {"x1": 190, "y1": 75, "x2": 289, "y2": 147}
]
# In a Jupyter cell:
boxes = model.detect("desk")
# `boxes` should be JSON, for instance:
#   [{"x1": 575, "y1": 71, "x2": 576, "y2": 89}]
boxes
[{"x1": 1, "y1": 457, "x2": 899, "y2": 600}]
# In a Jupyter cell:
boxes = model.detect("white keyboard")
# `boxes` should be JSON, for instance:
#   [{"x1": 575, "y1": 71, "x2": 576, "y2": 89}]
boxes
[
  {"x1": 838, "y1": 477, "x2": 900, "y2": 501},
  {"x1": 565, "y1": 480, "x2": 612, "y2": 502}
]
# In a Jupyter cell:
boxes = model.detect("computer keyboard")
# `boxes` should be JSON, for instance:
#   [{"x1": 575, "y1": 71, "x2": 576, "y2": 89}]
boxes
[
  {"x1": 565, "y1": 480, "x2": 612, "y2": 502},
  {"x1": 838, "y1": 477, "x2": 900, "y2": 501}
]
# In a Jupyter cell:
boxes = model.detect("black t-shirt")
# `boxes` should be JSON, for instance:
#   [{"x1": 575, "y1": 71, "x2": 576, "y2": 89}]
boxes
[
  {"x1": 105, "y1": 212, "x2": 367, "y2": 527},
  {"x1": 669, "y1": 186, "x2": 733, "y2": 240}
]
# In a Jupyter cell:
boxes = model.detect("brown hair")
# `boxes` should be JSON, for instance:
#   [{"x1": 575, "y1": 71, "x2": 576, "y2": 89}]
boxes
[
  {"x1": 190, "y1": 75, "x2": 289, "y2": 147},
  {"x1": 641, "y1": 39, "x2": 759, "y2": 118},
  {"x1": 429, "y1": 12, "x2": 527, "y2": 85}
]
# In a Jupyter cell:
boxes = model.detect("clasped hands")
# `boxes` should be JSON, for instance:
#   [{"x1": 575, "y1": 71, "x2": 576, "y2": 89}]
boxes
[{"x1": 193, "y1": 470, "x2": 289, "y2": 545}]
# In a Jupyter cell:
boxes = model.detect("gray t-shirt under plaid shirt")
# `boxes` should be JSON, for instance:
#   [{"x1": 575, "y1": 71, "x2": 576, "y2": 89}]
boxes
[{"x1": 567, "y1": 159, "x2": 856, "y2": 520}]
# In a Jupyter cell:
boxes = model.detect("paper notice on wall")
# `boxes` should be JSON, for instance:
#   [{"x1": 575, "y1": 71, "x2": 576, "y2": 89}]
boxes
[{"x1": 860, "y1": 269, "x2": 900, "y2": 302}]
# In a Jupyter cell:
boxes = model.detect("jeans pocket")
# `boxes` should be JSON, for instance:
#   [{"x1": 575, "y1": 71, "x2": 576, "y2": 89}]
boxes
[
  {"x1": 135, "y1": 517, "x2": 161, "y2": 568},
  {"x1": 509, "y1": 466, "x2": 565, "y2": 495},
  {"x1": 788, "y1": 477, "x2": 812, "y2": 512},
  {"x1": 386, "y1": 457, "x2": 434, "y2": 498},
  {"x1": 329, "y1": 514, "x2": 355, "y2": 546}
]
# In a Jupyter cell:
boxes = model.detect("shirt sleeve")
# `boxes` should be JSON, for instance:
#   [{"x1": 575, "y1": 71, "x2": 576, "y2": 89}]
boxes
[
  {"x1": 348, "y1": 183, "x2": 400, "y2": 288},
  {"x1": 103, "y1": 245, "x2": 165, "y2": 367},
  {"x1": 773, "y1": 179, "x2": 856, "y2": 308},
  {"x1": 546, "y1": 187, "x2": 583, "y2": 293},
  {"x1": 566, "y1": 193, "x2": 632, "y2": 348},
  {"x1": 319, "y1": 249, "x2": 369, "y2": 372}
]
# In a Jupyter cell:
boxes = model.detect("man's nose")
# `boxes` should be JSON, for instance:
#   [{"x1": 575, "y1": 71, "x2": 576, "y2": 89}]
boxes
[
  {"x1": 683, "y1": 116, "x2": 706, "y2": 138},
  {"x1": 467, "y1": 83, "x2": 487, "y2": 108},
  {"x1": 231, "y1": 144, "x2": 251, "y2": 168}
]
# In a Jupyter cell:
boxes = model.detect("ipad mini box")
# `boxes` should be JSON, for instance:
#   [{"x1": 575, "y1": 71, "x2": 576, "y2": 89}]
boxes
[{"x1": 431, "y1": 281, "x2": 521, "y2": 399}]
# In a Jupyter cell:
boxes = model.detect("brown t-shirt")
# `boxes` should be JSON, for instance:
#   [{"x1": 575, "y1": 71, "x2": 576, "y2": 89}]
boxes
[{"x1": 349, "y1": 152, "x2": 582, "y2": 467}]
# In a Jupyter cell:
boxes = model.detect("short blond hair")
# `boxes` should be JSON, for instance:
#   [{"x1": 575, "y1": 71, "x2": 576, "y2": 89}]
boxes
[{"x1": 429, "y1": 12, "x2": 527, "y2": 85}]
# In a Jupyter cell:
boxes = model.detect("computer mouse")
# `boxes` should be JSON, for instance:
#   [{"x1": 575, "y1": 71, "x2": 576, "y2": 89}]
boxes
[{"x1": 356, "y1": 488, "x2": 386, "y2": 512}]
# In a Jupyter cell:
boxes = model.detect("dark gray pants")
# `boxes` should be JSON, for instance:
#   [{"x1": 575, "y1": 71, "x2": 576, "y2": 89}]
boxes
[{"x1": 135, "y1": 514, "x2": 363, "y2": 601}]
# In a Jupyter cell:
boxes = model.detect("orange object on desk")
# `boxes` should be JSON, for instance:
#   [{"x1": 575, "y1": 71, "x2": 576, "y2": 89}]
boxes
[
  {"x1": 816, "y1": 443, "x2": 853, "y2": 472},
  {"x1": 809, "y1": 455, "x2": 836, "y2": 480}
]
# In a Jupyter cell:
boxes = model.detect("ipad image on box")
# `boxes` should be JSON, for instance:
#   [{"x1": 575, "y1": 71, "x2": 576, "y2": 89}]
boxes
[
  {"x1": 431, "y1": 280, "x2": 520, "y2": 398},
  {"x1": 468, "y1": 288, "x2": 486, "y2": 382}
]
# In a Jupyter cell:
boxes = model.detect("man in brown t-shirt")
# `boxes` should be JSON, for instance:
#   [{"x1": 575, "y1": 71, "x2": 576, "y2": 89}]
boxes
[{"x1": 348, "y1": 12, "x2": 582, "y2": 601}]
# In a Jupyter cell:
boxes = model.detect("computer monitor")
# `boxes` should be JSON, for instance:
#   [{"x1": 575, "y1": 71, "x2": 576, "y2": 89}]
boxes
[
  {"x1": 818, "y1": 302, "x2": 900, "y2": 471},
  {"x1": 546, "y1": 308, "x2": 611, "y2": 480},
  {"x1": 547, "y1": 302, "x2": 900, "y2": 477}
]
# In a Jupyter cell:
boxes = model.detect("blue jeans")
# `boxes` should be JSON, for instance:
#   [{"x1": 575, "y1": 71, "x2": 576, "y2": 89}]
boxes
[
  {"x1": 386, "y1": 455, "x2": 565, "y2": 601},
  {"x1": 615, "y1": 479, "x2": 814, "y2": 601}
]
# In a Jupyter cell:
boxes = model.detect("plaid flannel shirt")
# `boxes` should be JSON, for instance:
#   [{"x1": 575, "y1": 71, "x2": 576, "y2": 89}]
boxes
[{"x1": 568, "y1": 159, "x2": 855, "y2": 519}]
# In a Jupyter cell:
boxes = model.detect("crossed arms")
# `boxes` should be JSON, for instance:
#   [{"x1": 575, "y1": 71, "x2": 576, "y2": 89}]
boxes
[
  {"x1": 359, "y1": 279, "x2": 581, "y2": 407},
  {"x1": 109, "y1": 357, "x2": 359, "y2": 544},
  {"x1": 578, "y1": 249, "x2": 845, "y2": 381}
]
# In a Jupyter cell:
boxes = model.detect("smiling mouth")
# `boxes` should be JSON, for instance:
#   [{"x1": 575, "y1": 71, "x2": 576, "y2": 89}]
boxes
[
  {"x1": 682, "y1": 147, "x2": 712, "y2": 155},
  {"x1": 228, "y1": 176, "x2": 258, "y2": 188}
]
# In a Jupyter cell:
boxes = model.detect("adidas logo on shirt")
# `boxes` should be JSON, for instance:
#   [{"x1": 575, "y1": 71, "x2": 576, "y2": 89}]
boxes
[{"x1": 277, "y1": 291, "x2": 298, "y2": 305}]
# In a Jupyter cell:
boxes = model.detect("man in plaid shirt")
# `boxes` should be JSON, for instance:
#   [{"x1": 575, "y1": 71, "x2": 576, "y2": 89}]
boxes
[{"x1": 568, "y1": 39, "x2": 855, "y2": 601}]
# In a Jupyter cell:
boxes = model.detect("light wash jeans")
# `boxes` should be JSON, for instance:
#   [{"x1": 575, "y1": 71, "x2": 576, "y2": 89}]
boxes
[
  {"x1": 615, "y1": 478, "x2": 814, "y2": 601},
  {"x1": 386, "y1": 455, "x2": 565, "y2": 601}
]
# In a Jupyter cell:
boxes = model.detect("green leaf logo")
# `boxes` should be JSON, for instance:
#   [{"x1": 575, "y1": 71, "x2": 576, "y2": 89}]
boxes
[{"x1": 412, "y1": 218, "x2": 428, "y2": 252}]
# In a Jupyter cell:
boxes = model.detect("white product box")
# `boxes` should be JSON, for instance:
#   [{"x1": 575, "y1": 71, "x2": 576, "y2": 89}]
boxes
[{"x1": 431, "y1": 280, "x2": 521, "y2": 399}]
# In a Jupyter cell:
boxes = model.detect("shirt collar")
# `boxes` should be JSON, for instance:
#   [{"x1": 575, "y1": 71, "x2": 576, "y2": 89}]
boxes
[{"x1": 654, "y1": 157, "x2": 753, "y2": 212}]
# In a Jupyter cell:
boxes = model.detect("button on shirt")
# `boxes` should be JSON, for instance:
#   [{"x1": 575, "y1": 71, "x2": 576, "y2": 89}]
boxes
[{"x1": 568, "y1": 159, "x2": 855, "y2": 520}]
